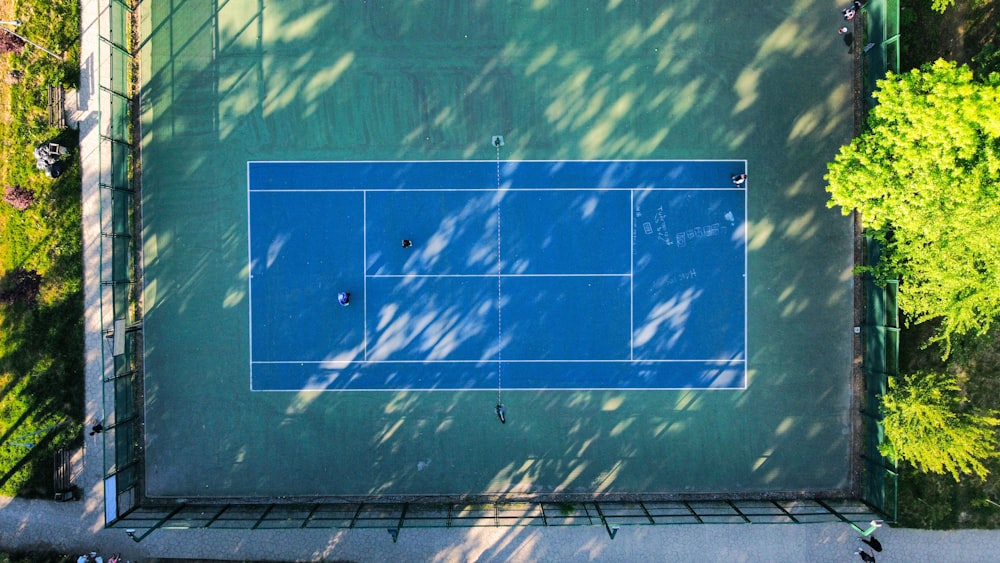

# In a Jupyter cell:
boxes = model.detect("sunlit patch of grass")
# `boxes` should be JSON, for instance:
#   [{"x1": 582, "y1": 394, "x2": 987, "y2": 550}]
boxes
[{"x1": 0, "y1": 0, "x2": 82, "y2": 496}]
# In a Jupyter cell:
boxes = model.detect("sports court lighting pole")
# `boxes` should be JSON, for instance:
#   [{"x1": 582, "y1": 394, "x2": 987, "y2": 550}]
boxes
[{"x1": 0, "y1": 19, "x2": 63, "y2": 60}]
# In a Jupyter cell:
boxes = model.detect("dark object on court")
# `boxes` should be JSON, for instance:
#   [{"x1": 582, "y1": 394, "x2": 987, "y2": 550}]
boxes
[
  {"x1": 402, "y1": 239, "x2": 413, "y2": 248},
  {"x1": 338, "y1": 291, "x2": 351, "y2": 306},
  {"x1": 861, "y1": 536, "x2": 883, "y2": 552},
  {"x1": 856, "y1": 549, "x2": 876, "y2": 562},
  {"x1": 496, "y1": 404, "x2": 506, "y2": 424},
  {"x1": 90, "y1": 423, "x2": 104, "y2": 436}
]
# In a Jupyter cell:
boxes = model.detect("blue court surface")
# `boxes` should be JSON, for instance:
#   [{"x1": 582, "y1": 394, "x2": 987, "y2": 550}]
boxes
[{"x1": 248, "y1": 160, "x2": 746, "y2": 391}]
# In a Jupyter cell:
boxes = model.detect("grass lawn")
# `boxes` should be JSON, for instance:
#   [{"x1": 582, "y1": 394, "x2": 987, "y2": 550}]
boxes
[{"x1": 0, "y1": 0, "x2": 83, "y2": 497}]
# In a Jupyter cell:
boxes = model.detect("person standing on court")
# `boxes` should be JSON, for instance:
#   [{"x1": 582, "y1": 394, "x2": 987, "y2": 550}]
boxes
[
  {"x1": 338, "y1": 291, "x2": 350, "y2": 306},
  {"x1": 402, "y1": 239, "x2": 413, "y2": 248},
  {"x1": 731, "y1": 173, "x2": 747, "y2": 186}
]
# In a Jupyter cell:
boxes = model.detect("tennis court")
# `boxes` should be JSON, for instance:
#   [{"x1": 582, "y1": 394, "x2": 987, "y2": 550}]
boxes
[
  {"x1": 140, "y1": 1, "x2": 854, "y2": 498},
  {"x1": 248, "y1": 160, "x2": 746, "y2": 391}
]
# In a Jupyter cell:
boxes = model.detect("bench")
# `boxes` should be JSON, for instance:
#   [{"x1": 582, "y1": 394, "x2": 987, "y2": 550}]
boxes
[
  {"x1": 53, "y1": 448, "x2": 75, "y2": 501},
  {"x1": 47, "y1": 85, "x2": 65, "y2": 128}
]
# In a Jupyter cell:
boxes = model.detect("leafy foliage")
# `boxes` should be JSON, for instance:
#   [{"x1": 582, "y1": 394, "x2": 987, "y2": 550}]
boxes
[
  {"x1": 973, "y1": 42, "x2": 1000, "y2": 80},
  {"x1": 931, "y1": 0, "x2": 956, "y2": 12},
  {"x1": 0, "y1": 30, "x2": 25, "y2": 55},
  {"x1": 3, "y1": 185, "x2": 35, "y2": 210},
  {"x1": 826, "y1": 60, "x2": 1000, "y2": 355},
  {"x1": 0, "y1": 268, "x2": 41, "y2": 306},
  {"x1": 880, "y1": 371, "x2": 1000, "y2": 481}
]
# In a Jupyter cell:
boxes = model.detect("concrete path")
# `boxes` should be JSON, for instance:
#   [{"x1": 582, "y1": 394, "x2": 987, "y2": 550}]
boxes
[
  {"x1": 3, "y1": 1, "x2": 999, "y2": 562},
  {"x1": 5, "y1": 493, "x2": 1000, "y2": 562}
]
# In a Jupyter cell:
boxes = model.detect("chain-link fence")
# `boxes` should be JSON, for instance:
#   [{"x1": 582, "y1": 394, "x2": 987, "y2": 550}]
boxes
[
  {"x1": 863, "y1": 0, "x2": 902, "y2": 108},
  {"x1": 858, "y1": 236, "x2": 899, "y2": 522},
  {"x1": 97, "y1": 0, "x2": 143, "y2": 523},
  {"x1": 99, "y1": 0, "x2": 895, "y2": 538}
]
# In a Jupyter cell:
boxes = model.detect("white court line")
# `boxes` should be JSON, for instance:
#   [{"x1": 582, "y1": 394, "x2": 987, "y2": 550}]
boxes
[
  {"x1": 251, "y1": 358, "x2": 746, "y2": 365},
  {"x1": 248, "y1": 158, "x2": 748, "y2": 164},
  {"x1": 366, "y1": 273, "x2": 631, "y2": 278},
  {"x1": 363, "y1": 192, "x2": 368, "y2": 362},
  {"x1": 743, "y1": 161, "x2": 749, "y2": 376},
  {"x1": 246, "y1": 161, "x2": 255, "y2": 388},
  {"x1": 260, "y1": 385, "x2": 748, "y2": 393},
  {"x1": 630, "y1": 188, "x2": 635, "y2": 361},
  {"x1": 247, "y1": 159, "x2": 751, "y2": 389},
  {"x1": 248, "y1": 187, "x2": 748, "y2": 193}
]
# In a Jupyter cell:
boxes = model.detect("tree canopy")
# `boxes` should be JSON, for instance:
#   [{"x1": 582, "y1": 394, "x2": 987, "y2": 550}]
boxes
[
  {"x1": 931, "y1": 0, "x2": 955, "y2": 12},
  {"x1": 825, "y1": 60, "x2": 1000, "y2": 354},
  {"x1": 880, "y1": 371, "x2": 1000, "y2": 482}
]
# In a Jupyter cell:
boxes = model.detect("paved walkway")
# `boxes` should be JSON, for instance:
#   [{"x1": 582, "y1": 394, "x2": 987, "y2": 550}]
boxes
[
  {"x1": 5, "y1": 492, "x2": 1000, "y2": 562},
  {"x1": 3, "y1": 1, "x2": 1000, "y2": 561}
]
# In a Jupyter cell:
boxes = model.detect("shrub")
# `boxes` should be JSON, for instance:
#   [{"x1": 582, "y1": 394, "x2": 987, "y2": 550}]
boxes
[
  {"x1": 3, "y1": 185, "x2": 36, "y2": 210},
  {"x1": 0, "y1": 29, "x2": 25, "y2": 54},
  {"x1": 0, "y1": 268, "x2": 42, "y2": 305}
]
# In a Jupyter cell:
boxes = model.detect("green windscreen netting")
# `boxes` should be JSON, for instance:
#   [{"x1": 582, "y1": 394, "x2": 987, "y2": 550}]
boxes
[{"x1": 860, "y1": 236, "x2": 898, "y2": 521}]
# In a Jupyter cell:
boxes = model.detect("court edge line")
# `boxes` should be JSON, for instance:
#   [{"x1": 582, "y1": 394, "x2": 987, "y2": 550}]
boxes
[
  {"x1": 246, "y1": 161, "x2": 254, "y2": 391},
  {"x1": 251, "y1": 385, "x2": 748, "y2": 392},
  {"x1": 248, "y1": 158, "x2": 748, "y2": 164},
  {"x1": 250, "y1": 359, "x2": 747, "y2": 365},
  {"x1": 363, "y1": 192, "x2": 368, "y2": 362},
  {"x1": 743, "y1": 158, "x2": 749, "y2": 389},
  {"x1": 246, "y1": 159, "x2": 751, "y2": 390},
  {"x1": 366, "y1": 273, "x2": 631, "y2": 278},
  {"x1": 630, "y1": 188, "x2": 634, "y2": 361},
  {"x1": 249, "y1": 187, "x2": 747, "y2": 193}
]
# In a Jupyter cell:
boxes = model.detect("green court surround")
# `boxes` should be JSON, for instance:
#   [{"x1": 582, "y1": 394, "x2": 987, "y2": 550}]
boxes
[{"x1": 140, "y1": 0, "x2": 855, "y2": 499}]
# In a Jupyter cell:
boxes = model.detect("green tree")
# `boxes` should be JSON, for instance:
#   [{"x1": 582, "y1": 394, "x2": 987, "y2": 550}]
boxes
[
  {"x1": 880, "y1": 371, "x2": 1000, "y2": 481},
  {"x1": 826, "y1": 60, "x2": 1000, "y2": 355},
  {"x1": 931, "y1": 0, "x2": 955, "y2": 12}
]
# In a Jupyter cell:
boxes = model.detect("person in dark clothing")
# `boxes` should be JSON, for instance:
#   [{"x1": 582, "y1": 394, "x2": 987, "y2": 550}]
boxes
[{"x1": 861, "y1": 535, "x2": 883, "y2": 552}]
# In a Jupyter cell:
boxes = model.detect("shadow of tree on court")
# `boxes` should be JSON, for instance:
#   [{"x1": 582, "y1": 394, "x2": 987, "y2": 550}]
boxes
[{"x1": 137, "y1": 0, "x2": 856, "y2": 500}]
